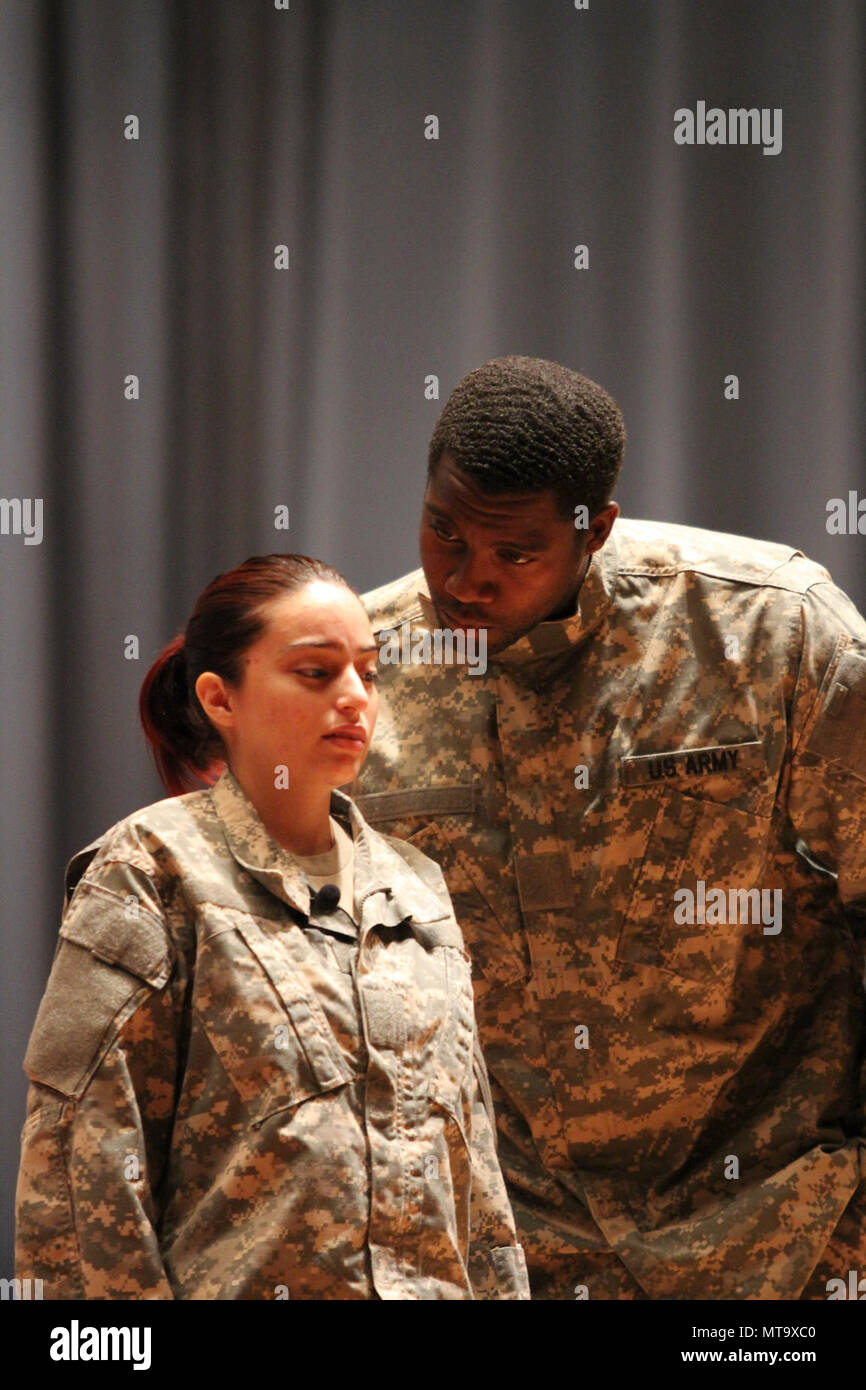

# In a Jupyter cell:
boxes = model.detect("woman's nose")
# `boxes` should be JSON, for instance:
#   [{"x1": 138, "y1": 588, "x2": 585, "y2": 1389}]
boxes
[{"x1": 335, "y1": 667, "x2": 370, "y2": 708}]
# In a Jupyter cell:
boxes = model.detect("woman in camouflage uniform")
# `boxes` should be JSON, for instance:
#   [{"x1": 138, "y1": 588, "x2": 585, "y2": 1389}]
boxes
[{"x1": 15, "y1": 553, "x2": 529, "y2": 1300}]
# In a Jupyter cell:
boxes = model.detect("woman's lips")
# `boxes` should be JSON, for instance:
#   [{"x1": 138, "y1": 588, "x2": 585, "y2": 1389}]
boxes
[{"x1": 323, "y1": 729, "x2": 366, "y2": 749}]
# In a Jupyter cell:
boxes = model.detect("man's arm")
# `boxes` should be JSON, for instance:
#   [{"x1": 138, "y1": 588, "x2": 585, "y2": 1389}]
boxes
[{"x1": 785, "y1": 579, "x2": 866, "y2": 936}]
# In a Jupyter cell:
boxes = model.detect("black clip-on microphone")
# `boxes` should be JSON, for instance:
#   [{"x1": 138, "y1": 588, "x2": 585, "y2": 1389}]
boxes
[{"x1": 311, "y1": 883, "x2": 341, "y2": 914}]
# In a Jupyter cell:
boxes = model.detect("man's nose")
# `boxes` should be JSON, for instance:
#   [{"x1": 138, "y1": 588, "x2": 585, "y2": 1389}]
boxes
[{"x1": 443, "y1": 553, "x2": 493, "y2": 606}]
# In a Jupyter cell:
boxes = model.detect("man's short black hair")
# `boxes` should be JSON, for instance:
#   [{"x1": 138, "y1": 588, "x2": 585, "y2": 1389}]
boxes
[{"x1": 428, "y1": 356, "x2": 626, "y2": 522}]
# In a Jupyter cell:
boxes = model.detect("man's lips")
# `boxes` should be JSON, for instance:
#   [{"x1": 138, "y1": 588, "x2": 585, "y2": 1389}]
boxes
[{"x1": 437, "y1": 603, "x2": 493, "y2": 627}]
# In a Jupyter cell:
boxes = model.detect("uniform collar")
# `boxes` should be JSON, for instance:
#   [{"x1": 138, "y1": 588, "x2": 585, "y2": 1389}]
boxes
[
  {"x1": 210, "y1": 766, "x2": 448, "y2": 931},
  {"x1": 416, "y1": 527, "x2": 617, "y2": 672},
  {"x1": 211, "y1": 767, "x2": 316, "y2": 916}
]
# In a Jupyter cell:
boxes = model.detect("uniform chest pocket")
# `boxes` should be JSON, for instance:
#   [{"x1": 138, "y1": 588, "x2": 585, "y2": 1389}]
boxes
[
  {"x1": 364, "y1": 926, "x2": 476, "y2": 1112},
  {"x1": 195, "y1": 914, "x2": 355, "y2": 1126},
  {"x1": 615, "y1": 788, "x2": 773, "y2": 986}
]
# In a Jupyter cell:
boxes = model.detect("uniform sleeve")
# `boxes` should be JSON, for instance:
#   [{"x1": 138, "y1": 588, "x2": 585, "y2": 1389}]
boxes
[
  {"x1": 785, "y1": 580, "x2": 866, "y2": 935},
  {"x1": 465, "y1": 1025, "x2": 531, "y2": 1300},
  {"x1": 15, "y1": 858, "x2": 185, "y2": 1300}
]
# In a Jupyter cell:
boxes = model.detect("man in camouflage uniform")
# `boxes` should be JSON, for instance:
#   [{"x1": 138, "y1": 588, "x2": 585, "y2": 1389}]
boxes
[
  {"x1": 348, "y1": 355, "x2": 866, "y2": 1300},
  {"x1": 15, "y1": 764, "x2": 529, "y2": 1299}
]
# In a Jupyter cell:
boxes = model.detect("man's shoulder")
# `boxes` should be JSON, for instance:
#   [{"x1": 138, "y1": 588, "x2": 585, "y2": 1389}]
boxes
[
  {"x1": 360, "y1": 568, "x2": 426, "y2": 631},
  {"x1": 612, "y1": 517, "x2": 830, "y2": 594}
]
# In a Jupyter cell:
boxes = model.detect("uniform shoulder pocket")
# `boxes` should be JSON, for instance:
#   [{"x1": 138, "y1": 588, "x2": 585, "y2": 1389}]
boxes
[
  {"x1": 23, "y1": 872, "x2": 173, "y2": 1099},
  {"x1": 803, "y1": 647, "x2": 866, "y2": 782}
]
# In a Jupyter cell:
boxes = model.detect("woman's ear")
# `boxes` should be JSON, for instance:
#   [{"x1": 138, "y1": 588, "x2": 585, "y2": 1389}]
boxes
[{"x1": 195, "y1": 671, "x2": 235, "y2": 734}]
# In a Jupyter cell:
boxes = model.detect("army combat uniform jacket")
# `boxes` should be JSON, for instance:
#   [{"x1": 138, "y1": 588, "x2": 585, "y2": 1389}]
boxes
[
  {"x1": 351, "y1": 518, "x2": 866, "y2": 1300},
  {"x1": 15, "y1": 768, "x2": 529, "y2": 1300}
]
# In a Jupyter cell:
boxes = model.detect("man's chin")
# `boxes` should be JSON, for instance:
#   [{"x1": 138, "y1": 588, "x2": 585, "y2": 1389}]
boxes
[{"x1": 434, "y1": 607, "x2": 518, "y2": 655}]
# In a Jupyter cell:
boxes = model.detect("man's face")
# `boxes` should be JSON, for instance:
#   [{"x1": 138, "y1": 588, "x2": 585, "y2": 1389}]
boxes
[{"x1": 419, "y1": 454, "x2": 617, "y2": 655}]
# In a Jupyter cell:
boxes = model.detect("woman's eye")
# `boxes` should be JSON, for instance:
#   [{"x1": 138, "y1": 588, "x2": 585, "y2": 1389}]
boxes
[
  {"x1": 362, "y1": 669, "x2": 380, "y2": 684},
  {"x1": 297, "y1": 668, "x2": 329, "y2": 679}
]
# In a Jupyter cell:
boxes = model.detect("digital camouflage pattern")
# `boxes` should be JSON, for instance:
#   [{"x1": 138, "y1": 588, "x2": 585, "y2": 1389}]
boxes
[
  {"x1": 350, "y1": 517, "x2": 866, "y2": 1300},
  {"x1": 15, "y1": 767, "x2": 529, "y2": 1300}
]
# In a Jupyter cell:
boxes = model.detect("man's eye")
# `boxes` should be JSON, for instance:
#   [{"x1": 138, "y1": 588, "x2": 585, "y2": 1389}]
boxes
[
  {"x1": 430, "y1": 520, "x2": 459, "y2": 542},
  {"x1": 362, "y1": 669, "x2": 380, "y2": 684},
  {"x1": 500, "y1": 552, "x2": 533, "y2": 566},
  {"x1": 297, "y1": 668, "x2": 329, "y2": 679}
]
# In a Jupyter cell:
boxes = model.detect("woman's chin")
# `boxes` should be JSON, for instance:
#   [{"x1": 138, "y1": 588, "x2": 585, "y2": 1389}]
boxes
[{"x1": 322, "y1": 747, "x2": 368, "y2": 786}]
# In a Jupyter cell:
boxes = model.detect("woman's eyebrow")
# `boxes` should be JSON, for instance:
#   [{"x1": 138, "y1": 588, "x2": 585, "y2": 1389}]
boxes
[{"x1": 280, "y1": 640, "x2": 379, "y2": 653}]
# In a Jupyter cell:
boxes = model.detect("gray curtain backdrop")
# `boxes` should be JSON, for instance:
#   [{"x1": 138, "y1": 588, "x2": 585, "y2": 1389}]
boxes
[{"x1": 1, "y1": 0, "x2": 863, "y2": 1275}]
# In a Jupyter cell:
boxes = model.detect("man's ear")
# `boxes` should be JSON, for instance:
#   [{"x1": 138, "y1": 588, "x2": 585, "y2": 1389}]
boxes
[
  {"x1": 195, "y1": 670, "x2": 234, "y2": 734},
  {"x1": 585, "y1": 501, "x2": 619, "y2": 554}
]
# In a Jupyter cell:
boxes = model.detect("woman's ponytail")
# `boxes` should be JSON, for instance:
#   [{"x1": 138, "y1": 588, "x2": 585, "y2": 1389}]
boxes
[{"x1": 139, "y1": 633, "x2": 223, "y2": 796}]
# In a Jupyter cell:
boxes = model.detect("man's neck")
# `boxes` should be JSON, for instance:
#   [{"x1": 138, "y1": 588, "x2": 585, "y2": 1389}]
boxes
[{"x1": 546, "y1": 554, "x2": 591, "y2": 622}]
